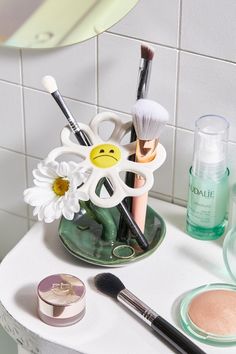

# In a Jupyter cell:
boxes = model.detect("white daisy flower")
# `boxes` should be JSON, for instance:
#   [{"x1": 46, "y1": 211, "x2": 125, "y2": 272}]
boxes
[{"x1": 24, "y1": 161, "x2": 89, "y2": 223}]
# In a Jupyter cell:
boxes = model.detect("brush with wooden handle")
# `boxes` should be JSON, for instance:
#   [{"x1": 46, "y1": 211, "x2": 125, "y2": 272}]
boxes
[{"x1": 132, "y1": 99, "x2": 169, "y2": 232}]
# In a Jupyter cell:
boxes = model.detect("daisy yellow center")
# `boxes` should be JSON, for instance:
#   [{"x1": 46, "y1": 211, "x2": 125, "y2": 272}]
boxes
[{"x1": 52, "y1": 177, "x2": 69, "y2": 196}]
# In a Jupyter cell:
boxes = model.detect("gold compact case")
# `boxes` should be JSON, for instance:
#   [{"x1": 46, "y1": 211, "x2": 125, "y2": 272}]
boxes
[{"x1": 37, "y1": 273, "x2": 86, "y2": 326}]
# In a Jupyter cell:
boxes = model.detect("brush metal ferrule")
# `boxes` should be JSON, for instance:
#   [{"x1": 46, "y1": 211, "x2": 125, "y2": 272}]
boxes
[
  {"x1": 52, "y1": 90, "x2": 80, "y2": 134},
  {"x1": 137, "y1": 58, "x2": 152, "y2": 99},
  {"x1": 118, "y1": 289, "x2": 158, "y2": 325}
]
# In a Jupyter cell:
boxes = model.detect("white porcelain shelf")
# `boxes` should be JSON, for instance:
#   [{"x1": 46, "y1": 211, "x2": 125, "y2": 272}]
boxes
[{"x1": 0, "y1": 198, "x2": 234, "y2": 354}]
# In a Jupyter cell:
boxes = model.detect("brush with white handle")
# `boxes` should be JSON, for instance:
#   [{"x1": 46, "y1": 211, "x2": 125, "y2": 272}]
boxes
[
  {"x1": 132, "y1": 99, "x2": 169, "y2": 232},
  {"x1": 42, "y1": 75, "x2": 91, "y2": 146}
]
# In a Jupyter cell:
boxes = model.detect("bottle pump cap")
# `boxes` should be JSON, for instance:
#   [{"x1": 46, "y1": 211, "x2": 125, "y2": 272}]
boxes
[{"x1": 192, "y1": 115, "x2": 229, "y2": 180}]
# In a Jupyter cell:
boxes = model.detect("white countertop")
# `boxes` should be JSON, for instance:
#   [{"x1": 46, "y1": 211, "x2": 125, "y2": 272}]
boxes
[{"x1": 0, "y1": 198, "x2": 234, "y2": 354}]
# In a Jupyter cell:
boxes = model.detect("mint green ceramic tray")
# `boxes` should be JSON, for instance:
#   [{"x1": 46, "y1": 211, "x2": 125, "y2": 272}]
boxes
[{"x1": 58, "y1": 204, "x2": 165, "y2": 267}]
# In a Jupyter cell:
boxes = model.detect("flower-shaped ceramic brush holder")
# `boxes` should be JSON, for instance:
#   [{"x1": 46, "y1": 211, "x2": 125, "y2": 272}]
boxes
[
  {"x1": 47, "y1": 111, "x2": 167, "y2": 266},
  {"x1": 46, "y1": 111, "x2": 166, "y2": 208}
]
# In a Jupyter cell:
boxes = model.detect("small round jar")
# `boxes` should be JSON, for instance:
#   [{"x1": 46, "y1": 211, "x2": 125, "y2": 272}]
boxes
[{"x1": 37, "y1": 274, "x2": 86, "y2": 327}]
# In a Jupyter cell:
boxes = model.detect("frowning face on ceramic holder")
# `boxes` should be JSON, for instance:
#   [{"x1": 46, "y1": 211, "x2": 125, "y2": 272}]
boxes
[
  {"x1": 90, "y1": 143, "x2": 121, "y2": 168},
  {"x1": 45, "y1": 112, "x2": 166, "y2": 208}
]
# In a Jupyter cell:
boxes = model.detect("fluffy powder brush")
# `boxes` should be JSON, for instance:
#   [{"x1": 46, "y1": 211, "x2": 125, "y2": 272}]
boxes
[{"x1": 131, "y1": 98, "x2": 169, "y2": 232}]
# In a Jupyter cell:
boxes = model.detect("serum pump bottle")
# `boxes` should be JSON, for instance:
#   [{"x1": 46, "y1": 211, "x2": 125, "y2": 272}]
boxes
[{"x1": 186, "y1": 115, "x2": 229, "y2": 240}]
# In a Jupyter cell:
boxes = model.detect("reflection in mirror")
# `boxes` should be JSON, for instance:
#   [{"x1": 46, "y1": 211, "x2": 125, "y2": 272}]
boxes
[{"x1": 0, "y1": 0, "x2": 138, "y2": 49}]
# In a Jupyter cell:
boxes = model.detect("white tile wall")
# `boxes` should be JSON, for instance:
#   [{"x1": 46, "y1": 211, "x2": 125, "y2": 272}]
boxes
[
  {"x1": 24, "y1": 88, "x2": 96, "y2": 158},
  {"x1": 0, "y1": 210, "x2": 28, "y2": 260},
  {"x1": 0, "y1": 148, "x2": 27, "y2": 217},
  {"x1": 177, "y1": 52, "x2": 236, "y2": 141},
  {"x1": 22, "y1": 40, "x2": 97, "y2": 103},
  {"x1": 152, "y1": 125, "x2": 175, "y2": 197},
  {"x1": 98, "y1": 33, "x2": 178, "y2": 123},
  {"x1": 0, "y1": 47, "x2": 21, "y2": 83},
  {"x1": 181, "y1": 0, "x2": 236, "y2": 62},
  {"x1": 109, "y1": 0, "x2": 180, "y2": 47},
  {"x1": 26, "y1": 155, "x2": 41, "y2": 220},
  {"x1": 173, "y1": 128, "x2": 194, "y2": 201},
  {"x1": 1, "y1": 0, "x2": 236, "y2": 259},
  {"x1": 0, "y1": 81, "x2": 24, "y2": 152}
]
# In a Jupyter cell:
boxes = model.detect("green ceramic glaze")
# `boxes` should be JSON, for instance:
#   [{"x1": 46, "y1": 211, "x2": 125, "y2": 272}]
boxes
[
  {"x1": 80, "y1": 200, "x2": 117, "y2": 242},
  {"x1": 58, "y1": 204, "x2": 166, "y2": 267}
]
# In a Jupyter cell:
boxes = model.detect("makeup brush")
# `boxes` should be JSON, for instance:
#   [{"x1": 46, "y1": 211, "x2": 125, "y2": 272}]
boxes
[
  {"x1": 42, "y1": 75, "x2": 149, "y2": 250},
  {"x1": 42, "y1": 75, "x2": 91, "y2": 146},
  {"x1": 118, "y1": 43, "x2": 155, "y2": 241},
  {"x1": 137, "y1": 42, "x2": 155, "y2": 100},
  {"x1": 132, "y1": 98, "x2": 169, "y2": 232},
  {"x1": 94, "y1": 273, "x2": 206, "y2": 354}
]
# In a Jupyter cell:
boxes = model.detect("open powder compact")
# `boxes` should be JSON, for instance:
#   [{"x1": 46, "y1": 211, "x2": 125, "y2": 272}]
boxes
[{"x1": 180, "y1": 283, "x2": 236, "y2": 345}]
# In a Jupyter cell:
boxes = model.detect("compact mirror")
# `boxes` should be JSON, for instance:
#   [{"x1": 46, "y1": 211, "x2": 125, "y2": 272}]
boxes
[{"x1": 0, "y1": 0, "x2": 138, "y2": 49}]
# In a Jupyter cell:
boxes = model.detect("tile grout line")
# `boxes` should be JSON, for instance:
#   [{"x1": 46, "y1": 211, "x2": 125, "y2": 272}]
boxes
[
  {"x1": 19, "y1": 49, "x2": 31, "y2": 229},
  {"x1": 171, "y1": 0, "x2": 183, "y2": 204},
  {"x1": 0, "y1": 78, "x2": 98, "y2": 108},
  {"x1": 1, "y1": 127, "x2": 236, "y2": 156},
  {"x1": 106, "y1": 30, "x2": 236, "y2": 65},
  {"x1": 0, "y1": 45, "x2": 235, "y2": 110},
  {"x1": 149, "y1": 191, "x2": 172, "y2": 201},
  {"x1": 177, "y1": 0, "x2": 182, "y2": 49},
  {"x1": 0, "y1": 207, "x2": 29, "y2": 221}
]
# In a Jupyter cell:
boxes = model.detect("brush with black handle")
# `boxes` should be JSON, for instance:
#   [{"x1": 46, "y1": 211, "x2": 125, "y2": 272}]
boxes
[
  {"x1": 94, "y1": 273, "x2": 206, "y2": 354},
  {"x1": 42, "y1": 75, "x2": 149, "y2": 251},
  {"x1": 117, "y1": 43, "x2": 155, "y2": 242}
]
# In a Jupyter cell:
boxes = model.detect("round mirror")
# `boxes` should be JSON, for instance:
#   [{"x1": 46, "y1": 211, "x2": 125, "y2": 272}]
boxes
[{"x1": 0, "y1": 0, "x2": 138, "y2": 49}]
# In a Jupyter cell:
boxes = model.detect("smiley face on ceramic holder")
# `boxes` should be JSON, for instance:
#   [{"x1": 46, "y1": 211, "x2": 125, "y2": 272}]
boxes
[{"x1": 46, "y1": 112, "x2": 166, "y2": 208}]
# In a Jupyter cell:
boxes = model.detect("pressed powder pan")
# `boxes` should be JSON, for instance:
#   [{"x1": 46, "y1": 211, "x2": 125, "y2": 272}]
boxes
[{"x1": 180, "y1": 283, "x2": 236, "y2": 345}]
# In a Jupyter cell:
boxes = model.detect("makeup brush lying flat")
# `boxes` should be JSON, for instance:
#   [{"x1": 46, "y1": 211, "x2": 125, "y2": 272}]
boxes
[
  {"x1": 132, "y1": 98, "x2": 169, "y2": 232},
  {"x1": 94, "y1": 273, "x2": 206, "y2": 354},
  {"x1": 118, "y1": 43, "x2": 155, "y2": 241},
  {"x1": 42, "y1": 75, "x2": 149, "y2": 250}
]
